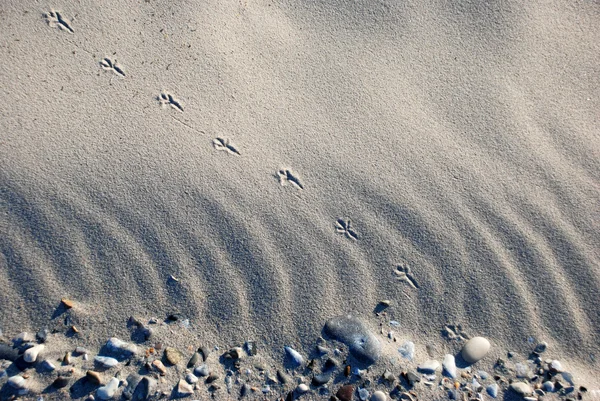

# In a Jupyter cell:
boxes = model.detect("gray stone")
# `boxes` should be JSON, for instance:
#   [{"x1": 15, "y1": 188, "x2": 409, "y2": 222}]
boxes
[
  {"x1": 41, "y1": 360, "x2": 56, "y2": 371},
  {"x1": 510, "y1": 382, "x2": 532, "y2": 396},
  {"x1": 461, "y1": 337, "x2": 490, "y2": 364},
  {"x1": 106, "y1": 338, "x2": 137, "y2": 357},
  {"x1": 442, "y1": 354, "x2": 457, "y2": 378},
  {"x1": 486, "y1": 383, "x2": 498, "y2": 398},
  {"x1": 324, "y1": 315, "x2": 381, "y2": 365},
  {"x1": 186, "y1": 373, "x2": 198, "y2": 384},
  {"x1": 133, "y1": 376, "x2": 156, "y2": 401},
  {"x1": 398, "y1": 341, "x2": 415, "y2": 361},
  {"x1": 97, "y1": 377, "x2": 119, "y2": 400},
  {"x1": 312, "y1": 372, "x2": 332, "y2": 386},
  {"x1": 95, "y1": 356, "x2": 119, "y2": 368},
  {"x1": 358, "y1": 387, "x2": 369, "y2": 400},
  {"x1": 123, "y1": 374, "x2": 142, "y2": 399},
  {"x1": 542, "y1": 381, "x2": 554, "y2": 392},
  {"x1": 417, "y1": 359, "x2": 440, "y2": 374},
  {"x1": 194, "y1": 364, "x2": 210, "y2": 377},
  {"x1": 187, "y1": 352, "x2": 200, "y2": 368},
  {"x1": 550, "y1": 360, "x2": 563, "y2": 372}
]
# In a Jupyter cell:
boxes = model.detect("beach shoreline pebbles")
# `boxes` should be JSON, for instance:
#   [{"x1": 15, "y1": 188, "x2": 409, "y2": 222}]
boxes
[{"x1": 0, "y1": 315, "x2": 589, "y2": 401}]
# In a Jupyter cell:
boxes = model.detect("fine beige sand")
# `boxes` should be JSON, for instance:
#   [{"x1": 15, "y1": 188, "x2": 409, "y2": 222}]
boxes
[{"x1": 1, "y1": 0, "x2": 600, "y2": 394}]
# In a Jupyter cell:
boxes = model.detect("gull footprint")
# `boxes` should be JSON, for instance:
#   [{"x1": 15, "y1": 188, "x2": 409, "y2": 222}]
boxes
[
  {"x1": 99, "y1": 58, "x2": 125, "y2": 77},
  {"x1": 44, "y1": 10, "x2": 74, "y2": 33},
  {"x1": 213, "y1": 138, "x2": 240, "y2": 155},
  {"x1": 443, "y1": 324, "x2": 470, "y2": 341},
  {"x1": 336, "y1": 219, "x2": 358, "y2": 240},
  {"x1": 394, "y1": 264, "x2": 419, "y2": 289},
  {"x1": 158, "y1": 92, "x2": 183, "y2": 112},
  {"x1": 277, "y1": 169, "x2": 303, "y2": 190}
]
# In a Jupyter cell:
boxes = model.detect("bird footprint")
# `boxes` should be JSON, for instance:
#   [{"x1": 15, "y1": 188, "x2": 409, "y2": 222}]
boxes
[
  {"x1": 394, "y1": 263, "x2": 419, "y2": 289},
  {"x1": 443, "y1": 324, "x2": 470, "y2": 341},
  {"x1": 277, "y1": 169, "x2": 303, "y2": 190},
  {"x1": 158, "y1": 92, "x2": 183, "y2": 112},
  {"x1": 44, "y1": 10, "x2": 74, "y2": 33},
  {"x1": 336, "y1": 219, "x2": 358, "y2": 240},
  {"x1": 100, "y1": 58, "x2": 125, "y2": 77},
  {"x1": 213, "y1": 138, "x2": 240, "y2": 155}
]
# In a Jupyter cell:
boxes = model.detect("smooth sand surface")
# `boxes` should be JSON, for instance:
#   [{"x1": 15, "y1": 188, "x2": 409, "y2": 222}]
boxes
[{"x1": 1, "y1": 0, "x2": 599, "y2": 391}]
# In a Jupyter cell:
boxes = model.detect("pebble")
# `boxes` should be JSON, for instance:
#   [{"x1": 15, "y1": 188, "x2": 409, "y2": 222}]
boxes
[
  {"x1": 206, "y1": 373, "x2": 219, "y2": 383},
  {"x1": 152, "y1": 360, "x2": 167, "y2": 375},
  {"x1": 542, "y1": 381, "x2": 554, "y2": 392},
  {"x1": 245, "y1": 341, "x2": 257, "y2": 356},
  {"x1": 0, "y1": 343, "x2": 19, "y2": 361},
  {"x1": 404, "y1": 370, "x2": 420, "y2": 386},
  {"x1": 176, "y1": 379, "x2": 194, "y2": 396},
  {"x1": 372, "y1": 390, "x2": 388, "y2": 401},
  {"x1": 96, "y1": 377, "x2": 119, "y2": 400},
  {"x1": 515, "y1": 362, "x2": 530, "y2": 378},
  {"x1": 194, "y1": 364, "x2": 210, "y2": 377},
  {"x1": 510, "y1": 382, "x2": 533, "y2": 396},
  {"x1": 486, "y1": 383, "x2": 499, "y2": 398},
  {"x1": 199, "y1": 346, "x2": 210, "y2": 361},
  {"x1": 186, "y1": 373, "x2": 198, "y2": 384},
  {"x1": 61, "y1": 298, "x2": 74, "y2": 309},
  {"x1": 53, "y1": 376, "x2": 71, "y2": 389},
  {"x1": 122, "y1": 373, "x2": 141, "y2": 399},
  {"x1": 136, "y1": 376, "x2": 157, "y2": 400},
  {"x1": 106, "y1": 337, "x2": 137, "y2": 357},
  {"x1": 94, "y1": 356, "x2": 119, "y2": 368},
  {"x1": 296, "y1": 383, "x2": 310, "y2": 395},
  {"x1": 550, "y1": 360, "x2": 563, "y2": 372},
  {"x1": 312, "y1": 372, "x2": 332, "y2": 386},
  {"x1": 164, "y1": 347, "x2": 183, "y2": 365},
  {"x1": 8, "y1": 375, "x2": 26, "y2": 389},
  {"x1": 461, "y1": 337, "x2": 490, "y2": 364},
  {"x1": 442, "y1": 354, "x2": 457, "y2": 378},
  {"x1": 284, "y1": 346, "x2": 304, "y2": 367},
  {"x1": 336, "y1": 385, "x2": 354, "y2": 401},
  {"x1": 277, "y1": 369, "x2": 290, "y2": 384},
  {"x1": 358, "y1": 387, "x2": 369, "y2": 400},
  {"x1": 86, "y1": 370, "x2": 102, "y2": 385},
  {"x1": 36, "y1": 328, "x2": 49, "y2": 343},
  {"x1": 41, "y1": 360, "x2": 56, "y2": 371},
  {"x1": 398, "y1": 341, "x2": 415, "y2": 360},
  {"x1": 534, "y1": 342, "x2": 548, "y2": 353},
  {"x1": 562, "y1": 371, "x2": 574, "y2": 385},
  {"x1": 324, "y1": 315, "x2": 381, "y2": 364},
  {"x1": 240, "y1": 383, "x2": 250, "y2": 398},
  {"x1": 23, "y1": 344, "x2": 44, "y2": 363},
  {"x1": 75, "y1": 346, "x2": 89, "y2": 355},
  {"x1": 418, "y1": 359, "x2": 440, "y2": 374},
  {"x1": 316, "y1": 345, "x2": 330, "y2": 355},
  {"x1": 187, "y1": 352, "x2": 200, "y2": 368}
]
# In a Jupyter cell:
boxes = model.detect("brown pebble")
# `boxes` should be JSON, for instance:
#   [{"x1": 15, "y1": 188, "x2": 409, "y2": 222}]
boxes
[
  {"x1": 206, "y1": 374, "x2": 219, "y2": 384},
  {"x1": 61, "y1": 298, "x2": 74, "y2": 309},
  {"x1": 63, "y1": 352, "x2": 72, "y2": 365},
  {"x1": 86, "y1": 370, "x2": 102, "y2": 385},
  {"x1": 152, "y1": 360, "x2": 167, "y2": 375},
  {"x1": 344, "y1": 365, "x2": 351, "y2": 377},
  {"x1": 336, "y1": 385, "x2": 354, "y2": 401}
]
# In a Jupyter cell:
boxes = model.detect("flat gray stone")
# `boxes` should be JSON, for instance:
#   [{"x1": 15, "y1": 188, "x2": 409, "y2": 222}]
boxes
[
  {"x1": 106, "y1": 337, "x2": 137, "y2": 357},
  {"x1": 324, "y1": 315, "x2": 381, "y2": 365},
  {"x1": 461, "y1": 337, "x2": 490, "y2": 364},
  {"x1": 510, "y1": 382, "x2": 532, "y2": 396},
  {"x1": 487, "y1": 383, "x2": 499, "y2": 398},
  {"x1": 95, "y1": 356, "x2": 119, "y2": 368}
]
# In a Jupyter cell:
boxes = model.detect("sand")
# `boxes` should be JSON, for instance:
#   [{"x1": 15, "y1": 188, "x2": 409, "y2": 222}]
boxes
[{"x1": 1, "y1": 0, "x2": 599, "y2": 396}]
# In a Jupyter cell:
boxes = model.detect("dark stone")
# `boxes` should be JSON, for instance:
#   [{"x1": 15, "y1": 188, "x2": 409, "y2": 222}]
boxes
[
  {"x1": 187, "y1": 352, "x2": 200, "y2": 368},
  {"x1": 53, "y1": 376, "x2": 70, "y2": 388},
  {"x1": 123, "y1": 373, "x2": 142, "y2": 399},
  {"x1": 323, "y1": 358, "x2": 338, "y2": 372},
  {"x1": 0, "y1": 343, "x2": 19, "y2": 361},
  {"x1": 240, "y1": 384, "x2": 250, "y2": 398},
  {"x1": 199, "y1": 346, "x2": 210, "y2": 361},
  {"x1": 36, "y1": 328, "x2": 49, "y2": 343},
  {"x1": 206, "y1": 373, "x2": 219, "y2": 384},
  {"x1": 336, "y1": 385, "x2": 354, "y2": 401}
]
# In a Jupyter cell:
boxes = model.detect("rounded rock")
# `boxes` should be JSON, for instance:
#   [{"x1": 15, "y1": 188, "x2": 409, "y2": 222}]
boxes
[
  {"x1": 534, "y1": 342, "x2": 548, "y2": 354},
  {"x1": 510, "y1": 382, "x2": 533, "y2": 396},
  {"x1": 8, "y1": 375, "x2": 26, "y2": 390},
  {"x1": 296, "y1": 383, "x2": 310, "y2": 395},
  {"x1": 284, "y1": 346, "x2": 304, "y2": 367},
  {"x1": 372, "y1": 390, "x2": 388, "y2": 401},
  {"x1": 194, "y1": 364, "x2": 210, "y2": 377},
  {"x1": 461, "y1": 337, "x2": 490, "y2": 364},
  {"x1": 336, "y1": 385, "x2": 354, "y2": 401},
  {"x1": 23, "y1": 344, "x2": 44, "y2": 363},
  {"x1": 94, "y1": 356, "x2": 119, "y2": 368},
  {"x1": 164, "y1": 347, "x2": 183, "y2": 365},
  {"x1": 542, "y1": 381, "x2": 554, "y2": 392}
]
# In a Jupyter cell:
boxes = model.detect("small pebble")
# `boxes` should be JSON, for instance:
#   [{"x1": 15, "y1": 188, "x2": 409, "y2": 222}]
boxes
[
  {"x1": 75, "y1": 346, "x2": 89, "y2": 355},
  {"x1": 418, "y1": 359, "x2": 440, "y2": 374},
  {"x1": 515, "y1": 362, "x2": 529, "y2": 378},
  {"x1": 186, "y1": 373, "x2": 198, "y2": 384},
  {"x1": 194, "y1": 364, "x2": 210, "y2": 377},
  {"x1": 122, "y1": 374, "x2": 141, "y2": 399},
  {"x1": 461, "y1": 337, "x2": 490, "y2": 364},
  {"x1": 23, "y1": 344, "x2": 44, "y2": 363},
  {"x1": 372, "y1": 390, "x2": 388, "y2": 401},
  {"x1": 8, "y1": 375, "x2": 26, "y2": 389},
  {"x1": 96, "y1": 377, "x2": 119, "y2": 400},
  {"x1": 562, "y1": 371, "x2": 574, "y2": 385},
  {"x1": 94, "y1": 356, "x2": 119, "y2": 368},
  {"x1": 86, "y1": 370, "x2": 102, "y2": 385},
  {"x1": 550, "y1": 360, "x2": 563, "y2": 372},
  {"x1": 542, "y1": 381, "x2": 554, "y2": 392},
  {"x1": 61, "y1": 298, "x2": 74, "y2": 309},
  {"x1": 324, "y1": 315, "x2": 381, "y2": 364},
  {"x1": 312, "y1": 372, "x2": 332, "y2": 386},
  {"x1": 358, "y1": 387, "x2": 369, "y2": 401},
  {"x1": 487, "y1": 383, "x2": 499, "y2": 398},
  {"x1": 106, "y1": 337, "x2": 137, "y2": 357},
  {"x1": 284, "y1": 346, "x2": 304, "y2": 367},
  {"x1": 36, "y1": 328, "x2": 49, "y2": 343},
  {"x1": 164, "y1": 347, "x2": 183, "y2": 365},
  {"x1": 41, "y1": 360, "x2": 56, "y2": 371},
  {"x1": 442, "y1": 354, "x2": 457, "y2": 378},
  {"x1": 534, "y1": 342, "x2": 547, "y2": 354},
  {"x1": 337, "y1": 385, "x2": 354, "y2": 401},
  {"x1": 510, "y1": 382, "x2": 533, "y2": 396},
  {"x1": 296, "y1": 383, "x2": 310, "y2": 395},
  {"x1": 53, "y1": 376, "x2": 70, "y2": 389},
  {"x1": 176, "y1": 379, "x2": 194, "y2": 396},
  {"x1": 152, "y1": 360, "x2": 167, "y2": 375}
]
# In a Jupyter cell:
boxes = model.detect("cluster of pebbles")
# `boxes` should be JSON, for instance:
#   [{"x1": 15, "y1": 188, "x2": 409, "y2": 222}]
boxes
[{"x1": 0, "y1": 301, "x2": 595, "y2": 401}]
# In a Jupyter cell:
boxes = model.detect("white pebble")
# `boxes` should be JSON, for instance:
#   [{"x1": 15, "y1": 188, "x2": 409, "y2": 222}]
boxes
[
  {"x1": 398, "y1": 341, "x2": 415, "y2": 360},
  {"x1": 296, "y1": 383, "x2": 309, "y2": 394},
  {"x1": 371, "y1": 390, "x2": 388, "y2": 401},
  {"x1": 24, "y1": 344, "x2": 44, "y2": 363},
  {"x1": 461, "y1": 337, "x2": 490, "y2": 364},
  {"x1": 358, "y1": 387, "x2": 369, "y2": 400},
  {"x1": 41, "y1": 360, "x2": 56, "y2": 371},
  {"x1": 418, "y1": 359, "x2": 440, "y2": 373},
  {"x1": 186, "y1": 373, "x2": 198, "y2": 384},
  {"x1": 284, "y1": 346, "x2": 304, "y2": 366},
  {"x1": 442, "y1": 354, "x2": 457, "y2": 378},
  {"x1": 95, "y1": 356, "x2": 119, "y2": 368},
  {"x1": 96, "y1": 377, "x2": 119, "y2": 400},
  {"x1": 8, "y1": 375, "x2": 26, "y2": 389}
]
